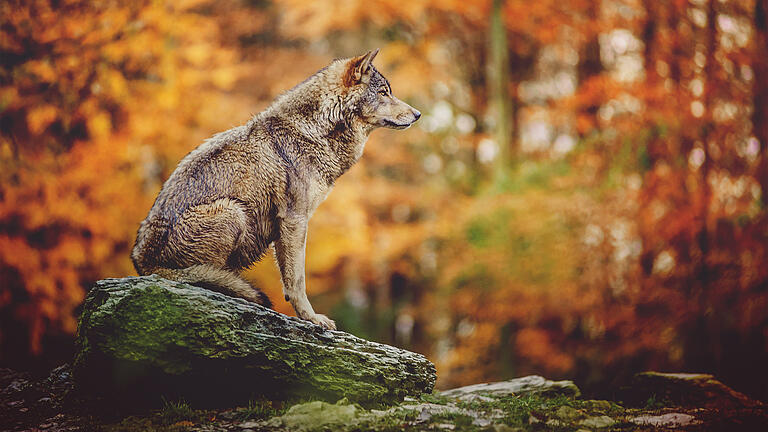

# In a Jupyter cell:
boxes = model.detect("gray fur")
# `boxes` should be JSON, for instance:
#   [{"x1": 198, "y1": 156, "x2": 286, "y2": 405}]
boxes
[{"x1": 132, "y1": 50, "x2": 420, "y2": 329}]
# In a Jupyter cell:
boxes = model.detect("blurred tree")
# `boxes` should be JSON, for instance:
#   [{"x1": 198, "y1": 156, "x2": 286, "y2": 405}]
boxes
[
  {"x1": 755, "y1": 0, "x2": 768, "y2": 196},
  {"x1": 488, "y1": 0, "x2": 513, "y2": 170},
  {"x1": 0, "y1": 0, "x2": 245, "y2": 368},
  {"x1": 632, "y1": 0, "x2": 768, "y2": 399},
  {"x1": 576, "y1": 1, "x2": 603, "y2": 136}
]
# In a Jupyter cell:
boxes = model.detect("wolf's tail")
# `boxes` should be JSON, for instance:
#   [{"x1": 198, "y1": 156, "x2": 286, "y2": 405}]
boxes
[{"x1": 152, "y1": 265, "x2": 272, "y2": 308}]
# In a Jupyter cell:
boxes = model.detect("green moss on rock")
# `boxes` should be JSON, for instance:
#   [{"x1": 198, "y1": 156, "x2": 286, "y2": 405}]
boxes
[{"x1": 74, "y1": 276, "x2": 435, "y2": 408}]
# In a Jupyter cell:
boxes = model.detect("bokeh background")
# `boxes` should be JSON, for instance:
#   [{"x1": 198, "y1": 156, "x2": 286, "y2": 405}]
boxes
[{"x1": 2, "y1": 0, "x2": 767, "y2": 401}]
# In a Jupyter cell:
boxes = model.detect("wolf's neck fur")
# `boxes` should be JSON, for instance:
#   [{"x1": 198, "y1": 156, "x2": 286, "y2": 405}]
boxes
[{"x1": 254, "y1": 64, "x2": 369, "y2": 185}]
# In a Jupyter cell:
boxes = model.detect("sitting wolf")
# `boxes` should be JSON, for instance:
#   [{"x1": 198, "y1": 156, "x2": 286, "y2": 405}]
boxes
[{"x1": 131, "y1": 49, "x2": 420, "y2": 329}]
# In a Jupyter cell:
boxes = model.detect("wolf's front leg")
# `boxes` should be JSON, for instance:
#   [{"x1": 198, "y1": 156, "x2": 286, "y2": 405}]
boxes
[{"x1": 275, "y1": 216, "x2": 336, "y2": 330}]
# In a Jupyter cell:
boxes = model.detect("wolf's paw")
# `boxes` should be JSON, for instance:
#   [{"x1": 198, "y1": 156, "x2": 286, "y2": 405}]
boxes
[{"x1": 308, "y1": 313, "x2": 336, "y2": 330}]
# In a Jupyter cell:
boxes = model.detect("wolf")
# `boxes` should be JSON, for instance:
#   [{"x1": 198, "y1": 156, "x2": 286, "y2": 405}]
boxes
[{"x1": 131, "y1": 49, "x2": 420, "y2": 330}]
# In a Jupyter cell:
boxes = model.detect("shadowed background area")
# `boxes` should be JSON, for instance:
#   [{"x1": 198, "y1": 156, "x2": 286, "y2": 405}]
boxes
[{"x1": 1, "y1": 0, "x2": 767, "y2": 401}]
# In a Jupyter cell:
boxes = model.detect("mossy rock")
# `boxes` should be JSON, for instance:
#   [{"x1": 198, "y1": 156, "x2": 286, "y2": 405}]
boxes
[
  {"x1": 73, "y1": 276, "x2": 435, "y2": 409},
  {"x1": 440, "y1": 376, "x2": 580, "y2": 400},
  {"x1": 626, "y1": 372, "x2": 761, "y2": 409}
]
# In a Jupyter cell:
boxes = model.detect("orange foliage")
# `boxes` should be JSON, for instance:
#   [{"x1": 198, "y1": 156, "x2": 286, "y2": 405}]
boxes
[{"x1": 0, "y1": 0, "x2": 245, "y2": 354}]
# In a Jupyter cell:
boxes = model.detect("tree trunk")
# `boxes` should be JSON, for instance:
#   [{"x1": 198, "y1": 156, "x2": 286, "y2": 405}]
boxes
[
  {"x1": 488, "y1": 0, "x2": 512, "y2": 173},
  {"x1": 577, "y1": 2, "x2": 603, "y2": 135},
  {"x1": 754, "y1": 0, "x2": 768, "y2": 198}
]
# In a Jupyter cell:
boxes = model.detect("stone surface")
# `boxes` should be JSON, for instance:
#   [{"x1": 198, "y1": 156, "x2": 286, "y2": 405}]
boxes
[
  {"x1": 582, "y1": 400, "x2": 612, "y2": 412},
  {"x1": 554, "y1": 405, "x2": 580, "y2": 420},
  {"x1": 579, "y1": 415, "x2": 616, "y2": 428},
  {"x1": 440, "y1": 375, "x2": 581, "y2": 400},
  {"x1": 73, "y1": 275, "x2": 436, "y2": 407},
  {"x1": 627, "y1": 371, "x2": 762, "y2": 409},
  {"x1": 266, "y1": 401, "x2": 359, "y2": 431},
  {"x1": 629, "y1": 413, "x2": 697, "y2": 428},
  {"x1": 410, "y1": 402, "x2": 469, "y2": 422},
  {"x1": 4, "y1": 365, "x2": 768, "y2": 431}
]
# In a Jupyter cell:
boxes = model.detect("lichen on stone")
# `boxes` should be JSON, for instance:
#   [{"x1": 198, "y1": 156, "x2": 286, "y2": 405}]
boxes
[{"x1": 73, "y1": 275, "x2": 436, "y2": 408}]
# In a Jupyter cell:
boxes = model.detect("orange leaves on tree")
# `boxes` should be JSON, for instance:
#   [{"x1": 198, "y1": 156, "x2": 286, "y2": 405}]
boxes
[{"x1": 0, "y1": 0, "x2": 248, "y2": 358}]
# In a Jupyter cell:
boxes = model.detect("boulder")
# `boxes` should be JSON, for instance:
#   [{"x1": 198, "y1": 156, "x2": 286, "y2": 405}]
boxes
[
  {"x1": 440, "y1": 375, "x2": 581, "y2": 401},
  {"x1": 629, "y1": 413, "x2": 698, "y2": 428},
  {"x1": 626, "y1": 372, "x2": 762, "y2": 409},
  {"x1": 73, "y1": 275, "x2": 435, "y2": 408}
]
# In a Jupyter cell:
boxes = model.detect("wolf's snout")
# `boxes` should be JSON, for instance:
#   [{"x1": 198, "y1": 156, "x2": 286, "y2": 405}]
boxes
[{"x1": 412, "y1": 109, "x2": 421, "y2": 121}]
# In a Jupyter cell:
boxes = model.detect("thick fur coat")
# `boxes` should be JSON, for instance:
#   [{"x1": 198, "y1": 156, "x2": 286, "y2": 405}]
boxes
[{"x1": 131, "y1": 50, "x2": 420, "y2": 329}]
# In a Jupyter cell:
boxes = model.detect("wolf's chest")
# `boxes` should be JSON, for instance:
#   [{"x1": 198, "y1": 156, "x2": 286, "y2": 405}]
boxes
[{"x1": 306, "y1": 176, "x2": 333, "y2": 215}]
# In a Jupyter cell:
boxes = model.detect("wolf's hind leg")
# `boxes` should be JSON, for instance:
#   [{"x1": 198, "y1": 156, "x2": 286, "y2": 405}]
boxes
[
  {"x1": 167, "y1": 198, "x2": 249, "y2": 268},
  {"x1": 156, "y1": 199, "x2": 272, "y2": 307},
  {"x1": 154, "y1": 265, "x2": 271, "y2": 307}
]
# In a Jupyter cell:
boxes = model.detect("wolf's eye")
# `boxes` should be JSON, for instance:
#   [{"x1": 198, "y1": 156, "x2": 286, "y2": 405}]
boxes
[{"x1": 378, "y1": 90, "x2": 389, "y2": 96}]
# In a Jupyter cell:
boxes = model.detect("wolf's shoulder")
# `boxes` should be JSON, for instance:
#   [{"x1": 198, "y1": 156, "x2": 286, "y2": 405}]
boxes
[
  {"x1": 179, "y1": 122, "x2": 257, "y2": 165},
  {"x1": 208, "y1": 122, "x2": 253, "y2": 146}
]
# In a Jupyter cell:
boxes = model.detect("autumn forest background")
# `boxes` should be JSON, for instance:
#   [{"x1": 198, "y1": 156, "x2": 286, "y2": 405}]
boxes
[{"x1": 2, "y1": 0, "x2": 768, "y2": 401}]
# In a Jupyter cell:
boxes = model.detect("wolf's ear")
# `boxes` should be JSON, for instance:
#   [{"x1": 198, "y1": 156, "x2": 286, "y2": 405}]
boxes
[{"x1": 344, "y1": 48, "x2": 379, "y2": 86}]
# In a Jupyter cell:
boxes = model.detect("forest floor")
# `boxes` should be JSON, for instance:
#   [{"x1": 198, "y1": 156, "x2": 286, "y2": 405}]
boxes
[{"x1": 2, "y1": 367, "x2": 767, "y2": 432}]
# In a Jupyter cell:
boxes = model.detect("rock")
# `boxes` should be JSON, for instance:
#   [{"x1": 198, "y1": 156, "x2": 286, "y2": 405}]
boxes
[
  {"x1": 460, "y1": 394, "x2": 496, "y2": 404},
  {"x1": 402, "y1": 402, "x2": 476, "y2": 424},
  {"x1": 579, "y1": 415, "x2": 615, "y2": 428},
  {"x1": 440, "y1": 375, "x2": 580, "y2": 400},
  {"x1": 269, "y1": 401, "x2": 359, "y2": 431},
  {"x1": 545, "y1": 418, "x2": 565, "y2": 427},
  {"x1": 411, "y1": 402, "x2": 465, "y2": 421},
  {"x1": 627, "y1": 372, "x2": 761, "y2": 409},
  {"x1": 472, "y1": 417, "x2": 492, "y2": 427},
  {"x1": 554, "y1": 405, "x2": 581, "y2": 420},
  {"x1": 630, "y1": 412, "x2": 697, "y2": 428},
  {"x1": 73, "y1": 276, "x2": 435, "y2": 408},
  {"x1": 488, "y1": 425, "x2": 523, "y2": 432},
  {"x1": 582, "y1": 400, "x2": 612, "y2": 412}
]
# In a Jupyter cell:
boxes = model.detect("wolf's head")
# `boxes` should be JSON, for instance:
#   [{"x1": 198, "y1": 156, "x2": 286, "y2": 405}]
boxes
[
  {"x1": 338, "y1": 49, "x2": 421, "y2": 130},
  {"x1": 263, "y1": 50, "x2": 420, "y2": 178},
  {"x1": 269, "y1": 49, "x2": 420, "y2": 139}
]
